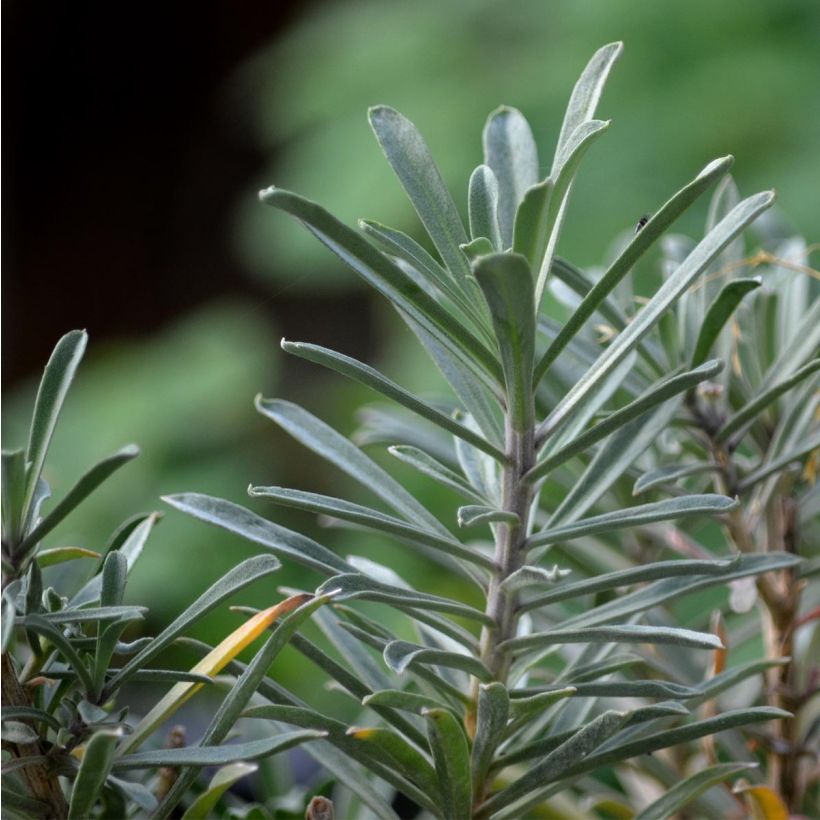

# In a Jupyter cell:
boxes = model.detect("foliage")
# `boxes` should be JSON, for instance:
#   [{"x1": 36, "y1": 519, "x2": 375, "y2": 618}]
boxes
[{"x1": 169, "y1": 41, "x2": 817, "y2": 818}]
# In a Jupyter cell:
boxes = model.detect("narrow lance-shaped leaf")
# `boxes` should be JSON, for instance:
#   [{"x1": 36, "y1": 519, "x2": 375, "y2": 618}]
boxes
[
  {"x1": 471, "y1": 682, "x2": 509, "y2": 802},
  {"x1": 457, "y1": 505, "x2": 519, "y2": 529},
  {"x1": 530, "y1": 359, "x2": 724, "y2": 481},
  {"x1": 181, "y1": 762, "x2": 258, "y2": 820},
  {"x1": 384, "y1": 639, "x2": 493, "y2": 683},
  {"x1": 20, "y1": 446, "x2": 139, "y2": 553},
  {"x1": 35, "y1": 547, "x2": 100, "y2": 568},
  {"x1": 483, "y1": 106, "x2": 539, "y2": 248},
  {"x1": 389, "y1": 445, "x2": 487, "y2": 504},
  {"x1": 738, "y1": 430, "x2": 820, "y2": 491},
  {"x1": 473, "y1": 253, "x2": 536, "y2": 431},
  {"x1": 534, "y1": 155, "x2": 734, "y2": 385},
  {"x1": 469, "y1": 165, "x2": 502, "y2": 250},
  {"x1": 23, "y1": 329, "x2": 88, "y2": 520},
  {"x1": 425, "y1": 707, "x2": 473, "y2": 820},
  {"x1": 538, "y1": 189, "x2": 775, "y2": 437},
  {"x1": 633, "y1": 462, "x2": 720, "y2": 495},
  {"x1": 281, "y1": 341, "x2": 505, "y2": 461},
  {"x1": 369, "y1": 105, "x2": 471, "y2": 280},
  {"x1": 259, "y1": 187, "x2": 502, "y2": 385},
  {"x1": 527, "y1": 494, "x2": 737, "y2": 551},
  {"x1": 119, "y1": 594, "x2": 312, "y2": 755},
  {"x1": 635, "y1": 762, "x2": 756, "y2": 820},
  {"x1": 691, "y1": 278, "x2": 762, "y2": 367},
  {"x1": 68, "y1": 730, "x2": 121, "y2": 820}
]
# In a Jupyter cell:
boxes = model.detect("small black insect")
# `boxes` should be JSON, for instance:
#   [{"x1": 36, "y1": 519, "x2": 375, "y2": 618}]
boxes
[{"x1": 635, "y1": 213, "x2": 651, "y2": 233}]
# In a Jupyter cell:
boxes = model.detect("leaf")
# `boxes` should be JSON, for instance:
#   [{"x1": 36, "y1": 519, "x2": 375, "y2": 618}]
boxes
[
  {"x1": 2, "y1": 449, "x2": 28, "y2": 549},
  {"x1": 256, "y1": 398, "x2": 452, "y2": 536},
  {"x1": 473, "y1": 253, "x2": 536, "y2": 431},
  {"x1": 691, "y1": 278, "x2": 762, "y2": 367},
  {"x1": 520, "y1": 557, "x2": 738, "y2": 613},
  {"x1": 688, "y1": 657, "x2": 790, "y2": 707},
  {"x1": 635, "y1": 762, "x2": 756, "y2": 820},
  {"x1": 35, "y1": 547, "x2": 100, "y2": 568},
  {"x1": 538, "y1": 190, "x2": 775, "y2": 437},
  {"x1": 457, "y1": 505, "x2": 520, "y2": 529},
  {"x1": 114, "y1": 730, "x2": 323, "y2": 771},
  {"x1": 1, "y1": 706, "x2": 61, "y2": 733},
  {"x1": 482, "y1": 106, "x2": 539, "y2": 248},
  {"x1": 1, "y1": 720, "x2": 41, "y2": 744},
  {"x1": 738, "y1": 431, "x2": 820, "y2": 491},
  {"x1": 24, "y1": 614, "x2": 95, "y2": 693},
  {"x1": 425, "y1": 707, "x2": 472, "y2": 820},
  {"x1": 23, "y1": 329, "x2": 88, "y2": 519},
  {"x1": 67, "y1": 729, "x2": 121, "y2": 819},
  {"x1": 163, "y1": 493, "x2": 351, "y2": 575},
  {"x1": 478, "y1": 710, "x2": 627, "y2": 818},
  {"x1": 633, "y1": 462, "x2": 720, "y2": 495},
  {"x1": 499, "y1": 565, "x2": 570, "y2": 594},
  {"x1": 362, "y1": 689, "x2": 453, "y2": 715},
  {"x1": 259, "y1": 187, "x2": 502, "y2": 384},
  {"x1": 534, "y1": 155, "x2": 734, "y2": 384},
  {"x1": 522, "y1": 680, "x2": 701, "y2": 699},
  {"x1": 368, "y1": 105, "x2": 471, "y2": 280},
  {"x1": 251, "y1": 485, "x2": 493, "y2": 571},
  {"x1": 21, "y1": 605, "x2": 146, "y2": 625},
  {"x1": 181, "y1": 762, "x2": 258, "y2": 820},
  {"x1": 501, "y1": 624, "x2": 723, "y2": 655},
  {"x1": 469, "y1": 165, "x2": 502, "y2": 250},
  {"x1": 384, "y1": 640, "x2": 493, "y2": 682},
  {"x1": 530, "y1": 360, "x2": 724, "y2": 479},
  {"x1": 315, "y1": 573, "x2": 491, "y2": 624},
  {"x1": 389, "y1": 445, "x2": 486, "y2": 504},
  {"x1": 106, "y1": 554, "x2": 281, "y2": 691},
  {"x1": 20, "y1": 445, "x2": 139, "y2": 552},
  {"x1": 526, "y1": 494, "x2": 737, "y2": 551},
  {"x1": 717, "y1": 358, "x2": 820, "y2": 444},
  {"x1": 119, "y1": 594, "x2": 312, "y2": 754},
  {"x1": 471, "y1": 682, "x2": 509, "y2": 802},
  {"x1": 734, "y1": 784, "x2": 790, "y2": 820}
]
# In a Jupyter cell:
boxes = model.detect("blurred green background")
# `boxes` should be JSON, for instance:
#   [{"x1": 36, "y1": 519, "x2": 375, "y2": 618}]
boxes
[{"x1": 4, "y1": 0, "x2": 818, "y2": 729}]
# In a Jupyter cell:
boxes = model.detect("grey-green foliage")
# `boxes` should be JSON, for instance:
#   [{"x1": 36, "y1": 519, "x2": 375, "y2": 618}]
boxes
[
  {"x1": 168, "y1": 41, "x2": 818, "y2": 818},
  {"x1": 1, "y1": 334, "x2": 321, "y2": 819}
]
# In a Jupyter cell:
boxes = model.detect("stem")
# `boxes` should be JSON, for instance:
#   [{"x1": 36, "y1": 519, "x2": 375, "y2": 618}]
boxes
[{"x1": 1, "y1": 652, "x2": 68, "y2": 819}]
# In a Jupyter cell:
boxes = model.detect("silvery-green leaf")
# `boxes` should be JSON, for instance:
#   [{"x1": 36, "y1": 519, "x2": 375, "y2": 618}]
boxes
[
  {"x1": 738, "y1": 431, "x2": 820, "y2": 491},
  {"x1": 68, "y1": 729, "x2": 121, "y2": 819},
  {"x1": 471, "y1": 682, "x2": 509, "y2": 802},
  {"x1": 424, "y1": 707, "x2": 472, "y2": 820},
  {"x1": 384, "y1": 640, "x2": 492, "y2": 682},
  {"x1": 389, "y1": 445, "x2": 486, "y2": 504},
  {"x1": 468, "y1": 165, "x2": 502, "y2": 250},
  {"x1": 1, "y1": 720, "x2": 40, "y2": 744},
  {"x1": 527, "y1": 495, "x2": 736, "y2": 551},
  {"x1": 520, "y1": 557, "x2": 737, "y2": 613},
  {"x1": 363, "y1": 688, "x2": 452, "y2": 715},
  {"x1": 633, "y1": 462, "x2": 720, "y2": 495},
  {"x1": 281, "y1": 341, "x2": 504, "y2": 461},
  {"x1": 499, "y1": 565, "x2": 570, "y2": 594},
  {"x1": 688, "y1": 658, "x2": 789, "y2": 708},
  {"x1": 369, "y1": 105, "x2": 471, "y2": 281},
  {"x1": 539, "y1": 190, "x2": 775, "y2": 436},
  {"x1": 482, "y1": 107, "x2": 539, "y2": 248},
  {"x1": 181, "y1": 762, "x2": 258, "y2": 820},
  {"x1": 519, "y1": 680, "x2": 700, "y2": 699},
  {"x1": 460, "y1": 237, "x2": 495, "y2": 262},
  {"x1": 457, "y1": 505, "x2": 519, "y2": 529}
]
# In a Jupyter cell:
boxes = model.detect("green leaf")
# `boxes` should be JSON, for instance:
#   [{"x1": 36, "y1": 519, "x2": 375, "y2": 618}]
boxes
[
  {"x1": 384, "y1": 639, "x2": 493, "y2": 682},
  {"x1": 163, "y1": 493, "x2": 351, "y2": 575},
  {"x1": 460, "y1": 237, "x2": 496, "y2": 262},
  {"x1": 471, "y1": 682, "x2": 509, "y2": 802},
  {"x1": 23, "y1": 330, "x2": 87, "y2": 520},
  {"x1": 182, "y1": 762, "x2": 258, "y2": 820},
  {"x1": 24, "y1": 614, "x2": 95, "y2": 693},
  {"x1": 519, "y1": 680, "x2": 700, "y2": 699},
  {"x1": 1, "y1": 719, "x2": 40, "y2": 744},
  {"x1": 534, "y1": 155, "x2": 733, "y2": 385},
  {"x1": 469, "y1": 165, "x2": 502, "y2": 250},
  {"x1": 425, "y1": 707, "x2": 472, "y2": 820},
  {"x1": 282, "y1": 341, "x2": 504, "y2": 461},
  {"x1": 482, "y1": 106, "x2": 539, "y2": 249},
  {"x1": 259, "y1": 187, "x2": 502, "y2": 385},
  {"x1": 635, "y1": 762, "x2": 756, "y2": 820},
  {"x1": 691, "y1": 278, "x2": 762, "y2": 367},
  {"x1": 501, "y1": 624, "x2": 723, "y2": 655},
  {"x1": 473, "y1": 253, "x2": 536, "y2": 431},
  {"x1": 21, "y1": 605, "x2": 146, "y2": 625},
  {"x1": 368, "y1": 105, "x2": 471, "y2": 280},
  {"x1": 250, "y1": 485, "x2": 493, "y2": 571},
  {"x1": 20, "y1": 446, "x2": 139, "y2": 553},
  {"x1": 106, "y1": 554, "x2": 281, "y2": 691},
  {"x1": 688, "y1": 658, "x2": 789, "y2": 707},
  {"x1": 35, "y1": 547, "x2": 100, "y2": 568},
  {"x1": 527, "y1": 495, "x2": 737, "y2": 551},
  {"x1": 256, "y1": 398, "x2": 452, "y2": 536},
  {"x1": 738, "y1": 431, "x2": 820, "y2": 491},
  {"x1": 2, "y1": 449, "x2": 29, "y2": 549},
  {"x1": 507, "y1": 687, "x2": 577, "y2": 722},
  {"x1": 538, "y1": 189, "x2": 775, "y2": 437},
  {"x1": 499, "y1": 565, "x2": 570, "y2": 594},
  {"x1": 1, "y1": 706, "x2": 61, "y2": 733},
  {"x1": 362, "y1": 688, "x2": 453, "y2": 715},
  {"x1": 530, "y1": 360, "x2": 724, "y2": 481},
  {"x1": 478, "y1": 710, "x2": 627, "y2": 818},
  {"x1": 100, "y1": 551, "x2": 127, "y2": 608},
  {"x1": 633, "y1": 462, "x2": 720, "y2": 495},
  {"x1": 717, "y1": 358, "x2": 820, "y2": 444},
  {"x1": 388, "y1": 445, "x2": 486, "y2": 504},
  {"x1": 68, "y1": 729, "x2": 121, "y2": 819},
  {"x1": 520, "y1": 557, "x2": 737, "y2": 613},
  {"x1": 114, "y1": 730, "x2": 323, "y2": 771},
  {"x1": 457, "y1": 505, "x2": 520, "y2": 529}
]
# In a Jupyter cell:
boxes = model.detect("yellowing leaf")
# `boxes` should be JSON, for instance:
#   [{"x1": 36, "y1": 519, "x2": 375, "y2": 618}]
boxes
[
  {"x1": 36, "y1": 547, "x2": 100, "y2": 568},
  {"x1": 735, "y1": 784, "x2": 789, "y2": 820},
  {"x1": 119, "y1": 593, "x2": 312, "y2": 754}
]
